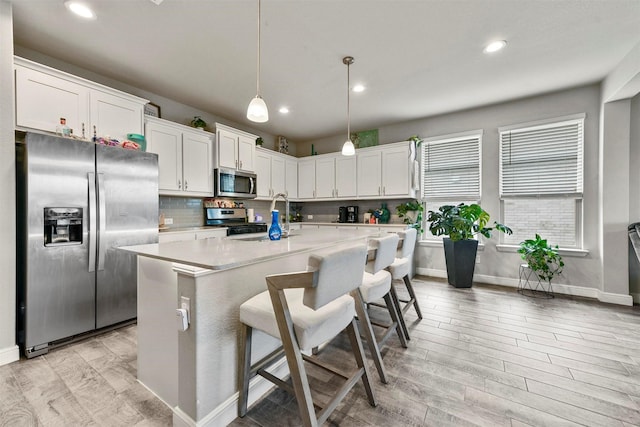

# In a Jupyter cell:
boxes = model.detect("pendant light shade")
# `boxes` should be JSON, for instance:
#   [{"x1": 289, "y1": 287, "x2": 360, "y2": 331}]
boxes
[
  {"x1": 247, "y1": 0, "x2": 269, "y2": 123},
  {"x1": 342, "y1": 56, "x2": 355, "y2": 156},
  {"x1": 247, "y1": 95, "x2": 268, "y2": 123}
]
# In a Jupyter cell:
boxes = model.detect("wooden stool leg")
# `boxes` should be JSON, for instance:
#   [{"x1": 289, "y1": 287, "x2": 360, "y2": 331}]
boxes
[
  {"x1": 238, "y1": 324, "x2": 252, "y2": 417},
  {"x1": 389, "y1": 285, "x2": 410, "y2": 341},
  {"x1": 352, "y1": 289, "x2": 388, "y2": 384},
  {"x1": 403, "y1": 275, "x2": 422, "y2": 319},
  {"x1": 384, "y1": 293, "x2": 407, "y2": 348},
  {"x1": 345, "y1": 319, "x2": 377, "y2": 407}
]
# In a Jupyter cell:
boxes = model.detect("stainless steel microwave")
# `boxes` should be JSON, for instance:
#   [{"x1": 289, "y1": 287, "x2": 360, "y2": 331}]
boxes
[{"x1": 214, "y1": 168, "x2": 257, "y2": 199}]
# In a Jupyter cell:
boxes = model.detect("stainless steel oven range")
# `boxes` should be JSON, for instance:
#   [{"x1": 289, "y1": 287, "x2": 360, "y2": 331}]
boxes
[{"x1": 204, "y1": 207, "x2": 267, "y2": 235}]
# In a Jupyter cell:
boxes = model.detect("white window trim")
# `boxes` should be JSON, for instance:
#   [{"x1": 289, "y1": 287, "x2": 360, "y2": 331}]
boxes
[
  {"x1": 498, "y1": 114, "x2": 585, "y2": 250},
  {"x1": 497, "y1": 113, "x2": 586, "y2": 134}
]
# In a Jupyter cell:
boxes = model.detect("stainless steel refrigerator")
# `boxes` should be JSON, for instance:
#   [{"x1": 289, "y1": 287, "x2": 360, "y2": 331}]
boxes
[{"x1": 16, "y1": 131, "x2": 158, "y2": 358}]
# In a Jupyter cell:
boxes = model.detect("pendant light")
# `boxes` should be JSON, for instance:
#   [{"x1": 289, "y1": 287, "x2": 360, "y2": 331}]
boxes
[
  {"x1": 247, "y1": 0, "x2": 269, "y2": 123},
  {"x1": 341, "y1": 56, "x2": 355, "y2": 156}
]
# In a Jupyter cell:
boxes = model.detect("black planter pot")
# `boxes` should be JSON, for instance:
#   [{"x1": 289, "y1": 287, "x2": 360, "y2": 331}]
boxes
[{"x1": 443, "y1": 238, "x2": 479, "y2": 288}]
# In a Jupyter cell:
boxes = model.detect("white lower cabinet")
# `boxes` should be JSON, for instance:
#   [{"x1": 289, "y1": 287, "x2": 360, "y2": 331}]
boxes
[
  {"x1": 145, "y1": 117, "x2": 213, "y2": 197},
  {"x1": 158, "y1": 228, "x2": 227, "y2": 243}
]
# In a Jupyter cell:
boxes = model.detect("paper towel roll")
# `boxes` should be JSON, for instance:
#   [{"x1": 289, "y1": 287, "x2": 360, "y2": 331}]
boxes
[{"x1": 247, "y1": 208, "x2": 255, "y2": 223}]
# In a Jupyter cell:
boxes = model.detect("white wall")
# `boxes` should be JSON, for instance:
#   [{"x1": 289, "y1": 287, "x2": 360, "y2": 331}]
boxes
[
  {"x1": 0, "y1": 0, "x2": 17, "y2": 365},
  {"x1": 628, "y1": 94, "x2": 640, "y2": 300}
]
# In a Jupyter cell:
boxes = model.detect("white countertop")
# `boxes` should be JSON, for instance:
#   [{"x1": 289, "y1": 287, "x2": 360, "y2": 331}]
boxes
[{"x1": 123, "y1": 228, "x2": 383, "y2": 271}]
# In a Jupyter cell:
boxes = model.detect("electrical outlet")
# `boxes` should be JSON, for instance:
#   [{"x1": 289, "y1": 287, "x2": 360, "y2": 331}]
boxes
[
  {"x1": 307, "y1": 215, "x2": 313, "y2": 220},
  {"x1": 476, "y1": 254, "x2": 481, "y2": 264},
  {"x1": 164, "y1": 217, "x2": 174, "y2": 225}
]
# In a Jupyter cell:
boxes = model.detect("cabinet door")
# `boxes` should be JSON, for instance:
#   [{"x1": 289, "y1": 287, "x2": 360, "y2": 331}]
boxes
[
  {"x1": 285, "y1": 159, "x2": 298, "y2": 199},
  {"x1": 217, "y1": 129, "x2": 238, "y2": 169},
  {"x1": 298, "y1": 159, "x2": 316, "y2": 199},
  {"x1": 182, "y1": 131, "x2": 213, "y2": 195},
  {"x1": 315, "y1": 157, "x2": 336, "y2": 198},
  {"x1": 335, "y1": 156, "x2": 357, "y2": 198},
  {"x1": 146, "y1": 121, "x2": 182, "y2": 192},
  {"x1": 382, "y1": 145, "x2": 410, "y2": 196},
  {"x1": 90, "y1": 90, "x2": 143, "y2": 142},
  {"x1": 357, "y1": 151, "x2": 382, "y2": 197},
  {"x1": 271, "y1": 156, "x2": 286, "y2": 196},
  {"x1": 237, "y1": 134, "x2": 256, "y2": 172},
  {"x1": 255, "y1": 150, "x2": 272, "y2": 199},
  {"x1": 15, "y1": 65, "x2": 89, "y2": 135}
]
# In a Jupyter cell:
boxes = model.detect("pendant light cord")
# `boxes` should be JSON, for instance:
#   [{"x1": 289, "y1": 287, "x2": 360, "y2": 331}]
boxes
[
  {"x1": 256, "y1": 0, "x2": 261, "y2": 96},
  {"x1": 343, "y1": 56, "x2": 354, "y2": 141}
]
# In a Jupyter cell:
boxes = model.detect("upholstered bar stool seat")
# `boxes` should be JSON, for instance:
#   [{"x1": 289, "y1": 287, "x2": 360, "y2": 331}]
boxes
[
  {"x1": 238, "y1": 244, "x2": 376, "y2": 427},
  {"x1": 240, "y1": 288, "x2": 355, "y2": 351},
  {"x1": 354, "y1": 233, "x2": 409, "y2": 384}
]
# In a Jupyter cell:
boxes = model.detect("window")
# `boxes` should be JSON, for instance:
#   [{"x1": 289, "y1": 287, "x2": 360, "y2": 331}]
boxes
[
  {"x1": 499, "y1": 114, "x2": 584, "y2": 248},
  {"x1": 421, "y1": 130, "x2": 482, "y2": 239}
]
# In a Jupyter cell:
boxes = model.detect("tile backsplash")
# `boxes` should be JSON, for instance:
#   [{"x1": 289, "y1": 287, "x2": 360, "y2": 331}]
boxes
[{"x1": 159, "y1": 196, "x2": 413, "y2": 228}]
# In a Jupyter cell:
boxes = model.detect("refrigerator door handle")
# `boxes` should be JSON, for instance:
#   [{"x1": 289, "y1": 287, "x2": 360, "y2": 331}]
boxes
[
  {"x1": 88, "y1": 172, "x2": 97, "y2": 272},
  {"x1": 97, "y1": 173, "x2": 107, "y2": 271}
]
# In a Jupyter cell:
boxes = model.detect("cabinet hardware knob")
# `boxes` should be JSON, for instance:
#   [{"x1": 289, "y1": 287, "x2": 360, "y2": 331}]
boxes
[
  {"x1": 185, "y1": 181, "x2": 188, "y2": 190},
  {"x1": 178, "y1": 180, "x2": 182, "y2": 189}
]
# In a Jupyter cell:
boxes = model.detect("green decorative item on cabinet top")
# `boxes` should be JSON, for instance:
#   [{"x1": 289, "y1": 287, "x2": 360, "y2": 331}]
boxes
[
  {"x1": 351, "y1": 129, "x2": 378, "y2": 148},
  {"x1": 190, "y1": 116, "x2": 207, "y2": 130}
]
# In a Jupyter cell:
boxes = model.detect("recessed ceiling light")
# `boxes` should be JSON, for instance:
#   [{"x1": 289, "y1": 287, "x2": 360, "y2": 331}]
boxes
[
  {"x1": 352, "y1": 84, "x2": 365, "y2": 93},
  {"x1": 279, "y1": 107, "x2": 290, "y2": 114},
  {"x1": 483, "y1": 40, "x2": 507, "y2": 54},
  {"x1": 64, "y1": 1, "x2": 96, "y2": 20}
]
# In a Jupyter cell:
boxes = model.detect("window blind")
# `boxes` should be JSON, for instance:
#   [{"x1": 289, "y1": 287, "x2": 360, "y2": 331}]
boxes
[
  {"x1": 421, "y1": 135, "x2": 480, "y2": 200},
  {"x1": 500, "y1": 119, "x2": 583, "y2": 196}
]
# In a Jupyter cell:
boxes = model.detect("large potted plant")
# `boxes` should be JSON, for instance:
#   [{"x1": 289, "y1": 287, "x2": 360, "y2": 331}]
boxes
[
  {"x1": 517, "y1": 234, "x2": 564, "y2": 288},
  {"x1": 396, "y1": 200, "x2": 424, "y2": 233},
  {"x1": 427, "y1": 203, "x2": 512, "y2": 288}
]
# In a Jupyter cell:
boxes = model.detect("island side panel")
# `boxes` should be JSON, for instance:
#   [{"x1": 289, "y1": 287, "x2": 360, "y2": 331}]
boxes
[
  {"x1": 137, "y1": 256, "x2": 179, "y2": 407},
  {"x1": 176, "y1": 240, "x2": 369, "y2": 423}
]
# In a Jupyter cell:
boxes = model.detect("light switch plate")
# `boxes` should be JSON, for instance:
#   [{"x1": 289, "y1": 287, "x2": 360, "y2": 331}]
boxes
[{"x1": 164, "y1": 217, "x2": 174, "y2": 225}]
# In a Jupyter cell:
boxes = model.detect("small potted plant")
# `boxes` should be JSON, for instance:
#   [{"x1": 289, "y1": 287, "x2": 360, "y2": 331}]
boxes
[
  {"x1": 427, "y1": 203, "x2": 512, "y2": 288},
  {"x1": 518, "y1": 234, "x2": 564, "y2": 286},
  {"x1": 190, "y1": 116, "x2": 207, "y2": 130},
  {"x1": 255, "y1": 137, "x2": 264, "y2": 147},
  {"x1": 396, "y1": 200, "x2": 424, "y2": 233}
]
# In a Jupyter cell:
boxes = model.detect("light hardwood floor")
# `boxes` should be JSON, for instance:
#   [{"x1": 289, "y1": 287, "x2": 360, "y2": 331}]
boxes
[{"x1": 2, "y1": 276, "x2": 640, "y2": 426}]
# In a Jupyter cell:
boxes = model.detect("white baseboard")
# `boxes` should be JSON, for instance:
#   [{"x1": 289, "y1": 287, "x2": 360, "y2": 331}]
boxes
[
  {"x1": 416, "y1": 268, "x2": 633, "y2": 306},
  {"x1": 0, "y1": 345, "x2": 19, "y2": 366},
  {"x1": 172, "y1": 357, "x2": 289, "y2": 427}
]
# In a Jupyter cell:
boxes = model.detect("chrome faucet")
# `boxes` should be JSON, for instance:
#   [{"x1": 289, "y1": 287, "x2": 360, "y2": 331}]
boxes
[{"x1": 269, "y1": 192, "x2": 290, "y2": 238}]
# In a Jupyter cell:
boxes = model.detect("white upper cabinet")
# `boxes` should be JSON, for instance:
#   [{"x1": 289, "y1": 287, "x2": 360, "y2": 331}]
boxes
[
  {"x1": 356, "y1": 151, "x2": 382, "y2": 197},
  {"x1": 145, "y1": 117, "x2": 213, "y2": 197},
  {"x1": 356, "y1": 142, "x2": 415, "y2": 199},
  {"x1": 315, "y1": 156, "x2": 336, "y2": 198},
  {"x1": 297, "y1": 153, "x2": 357, "y2": 201},
  {"x1": 285, "y1": 159, "x2": 298, "y2": 199},
  {"x1": 297, "y1": 158, "x2": 316, "y2": 199},
  {"x1": 14, "y1": 57, "x2": 146, "y2": 141},
  {"x1": 214, "y1": 123, "x2": 256, "y2": 172},
  {"x1": 335, "y1": 155, "x2": 357, "y2": 198},
  {"x1": 255, "y1": 147, "x2": 296, "y2": 200}
]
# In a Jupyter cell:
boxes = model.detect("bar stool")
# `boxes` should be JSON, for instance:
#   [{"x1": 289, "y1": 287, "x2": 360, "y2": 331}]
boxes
[
  {"x1": 387, "y1": 228, "x2": 422, "y2": 327},
  {"x1": 355, "y1": 233, "x2": 408, "y2": 384},
  {"x1": 238, "y1": 244, "x2": 376, "y2": 427}
]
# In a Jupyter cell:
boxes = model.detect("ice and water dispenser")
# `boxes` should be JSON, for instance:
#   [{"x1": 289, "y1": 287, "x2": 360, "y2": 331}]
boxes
[{"x1": 44, "y1": 207, "x2": 83, "y2": 246}]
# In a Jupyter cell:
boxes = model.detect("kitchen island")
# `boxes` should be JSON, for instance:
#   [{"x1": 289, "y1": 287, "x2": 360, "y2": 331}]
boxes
[{"x1": 122, "y1": 227, "x2": 387, "y2": 427}]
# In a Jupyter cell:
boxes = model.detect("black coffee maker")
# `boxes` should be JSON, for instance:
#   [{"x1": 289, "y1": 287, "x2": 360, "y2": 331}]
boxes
[
  {"x1": 346, "y1": 206, "x2": 358, "y2": 223},
  {"x1": 338, "y1": 206, "x2": 348, "y2": 223}
]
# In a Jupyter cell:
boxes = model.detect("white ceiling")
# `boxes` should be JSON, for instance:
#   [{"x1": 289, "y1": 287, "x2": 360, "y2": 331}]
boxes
[{"x1": 10, "y1": 0, "x2": 640, "y2": 142}]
